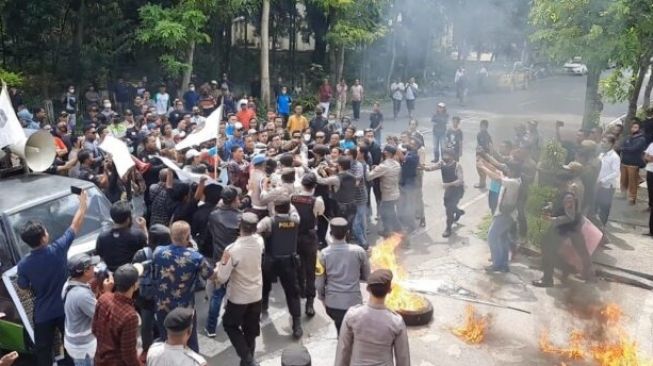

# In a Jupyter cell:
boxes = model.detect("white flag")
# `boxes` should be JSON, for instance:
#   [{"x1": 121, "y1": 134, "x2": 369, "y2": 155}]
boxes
[
  {"x1": 175, "y1": 105, "x2": 222, "y2": 151},
  {"x1": 99, "y1": 135, "x2": 135, "y2": 177},
  {"x1": 0, "y1": 82, "x2": 26, "y2": 149}
]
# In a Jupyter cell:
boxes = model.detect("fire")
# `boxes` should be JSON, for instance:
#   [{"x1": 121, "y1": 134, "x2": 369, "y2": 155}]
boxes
[
  {"x1": 369, "y1": 234, "x2": 427, "y2": 312},
  {"x1": 452, "y1": 305, "x2": 489, "y2": 344},
  {"x1": 539, "y1": 304, "x2": 651, "y2": 365}
]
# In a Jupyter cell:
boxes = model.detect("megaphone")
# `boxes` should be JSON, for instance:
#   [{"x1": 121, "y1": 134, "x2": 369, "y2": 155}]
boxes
[{"x1": 9, "y1": 130, "x2": 56, "y2": 172}]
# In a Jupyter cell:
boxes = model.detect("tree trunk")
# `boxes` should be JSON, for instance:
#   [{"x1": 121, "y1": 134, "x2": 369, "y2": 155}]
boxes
[
  {"x1": 181, "y1": 40, "x2": 195, "y2": 94},
  {"x1": 336, "y1": 46, "x2": 345, "y2": 83},
  {"x1": 625, "y1": 56, "x2": 650, "y2": 125},
  {"x1": 329, "y1": 46, "x2": 337, "y2": 85},
  {"x1": 643, "y1": 65, "x2": 653, "y2": 110},
  {"x1": 71, "y1": 0, "x2": 85, "y2": 84},
  {"x1": 260, "y1": 0, "x2": 271, "y2": 110},
  {"x1": 581, "y1": 65, "x2": 602, "y2": 129},
  {"x1": 386, "y1": 32, "x2": 397, "y2": 95}
]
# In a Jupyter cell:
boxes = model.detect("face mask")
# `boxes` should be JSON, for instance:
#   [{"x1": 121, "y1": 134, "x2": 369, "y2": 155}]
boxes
[
  {"x1": 193, "y1": 111, "x2": 199, "y2": 115},
  {"x1": 104, "y1": 103, "x2": 111, "y2": 109},
  {"x1": 69, "y1": 89, "x2": 75, "y2": 94},
  {"x1": 189, "y1": 86, "x2": 195, "y2": 91},
  {"x1": 303, "y1": 134, "x2": 311, "y2": 142}
]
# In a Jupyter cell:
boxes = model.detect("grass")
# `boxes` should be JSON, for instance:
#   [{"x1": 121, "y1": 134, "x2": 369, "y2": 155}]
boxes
[{"x1": 475, "y1": 214, "x2": 493, "y2": 241}]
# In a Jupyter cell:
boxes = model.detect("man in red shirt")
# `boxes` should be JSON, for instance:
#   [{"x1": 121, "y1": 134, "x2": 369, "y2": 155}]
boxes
[
  {"x1": 92, "y1": 264, "x2": 143, "y2": 366},
  {"x1": 236, "y1": 102, "x2": 256, "y2": 129},
  {"x1": 318, "y1": 78, "x2": 333, "y2": 116}
]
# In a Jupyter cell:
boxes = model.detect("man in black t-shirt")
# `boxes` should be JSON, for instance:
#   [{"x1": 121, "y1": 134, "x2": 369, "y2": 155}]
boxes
[{"x1": 96, "y1": 201, "x2": 148, "y2": 272}]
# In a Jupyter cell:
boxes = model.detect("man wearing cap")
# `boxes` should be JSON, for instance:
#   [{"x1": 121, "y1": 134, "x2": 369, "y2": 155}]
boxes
[
  {"x1": 153, "y1": 221, "x2": 215, "y2": 352},
  {"x1": 335, "y1": 269, "x2": 410, "y2": 366},
  {"x1": 63, "y1": 253, "x2": 109, "y2": 366},
  {"x1": 93, "y1": 264, "x2": 143, "y2": 366},
  {"x1": 257, "y1": 197, "x2": 304, "y2": 338},
  {"x1": 261, "y1": 167, "x2": 298, "y2": 212},
  {"x1": 247, "y1": 154, "x2": 270, "y2": 220},
  {"x1": 16, "y1": 191, "x2": 88, "y2": 366},
  {"x1": 424, "y1": 148, "x2": 465, "y2": 238},
  {"x1": 215, "y1": 212, "x2": 264, "y2": 366},
  {"x1": 291, "y1": 173, "x2": 325, "y2": 316},
  {"x1": 205, "y1": 185, "x2": 242, "y2": 337},
  {"x1": 227, "y1": 146, "x2": 251, "y2": 193},
  {"x1": 367, "y1": 145, "x2": 402, "y2": 236},
  {"x1": 147, "y1": 308, "x2": 207, "y2": 366},
  {"x1": 316, "y1": 217, "x2": 370, "y2": 335}
]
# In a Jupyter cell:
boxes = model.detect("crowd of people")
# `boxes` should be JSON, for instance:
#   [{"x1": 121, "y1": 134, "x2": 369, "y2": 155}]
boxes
[{"x1": 7, "y1": 69, "x2": 653, "y2": 366}]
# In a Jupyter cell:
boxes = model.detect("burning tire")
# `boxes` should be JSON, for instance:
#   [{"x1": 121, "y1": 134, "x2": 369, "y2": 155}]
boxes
[{"x1": 396, "y1": 296, "x2": 433, "y2": 326}]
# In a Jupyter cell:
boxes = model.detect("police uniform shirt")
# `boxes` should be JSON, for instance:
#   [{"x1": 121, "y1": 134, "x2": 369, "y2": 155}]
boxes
[
  {"x1": 316, "y1": 239, "x2": 370, "y2": 310},
  {"x1": 146, "y1": 342, "x2": 207, "y2": 366}
]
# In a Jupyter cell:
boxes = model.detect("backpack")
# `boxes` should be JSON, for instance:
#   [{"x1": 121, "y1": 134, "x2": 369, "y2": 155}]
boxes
[{"x1": 138, "y1": 247, "x2": 156, "y2": 301}]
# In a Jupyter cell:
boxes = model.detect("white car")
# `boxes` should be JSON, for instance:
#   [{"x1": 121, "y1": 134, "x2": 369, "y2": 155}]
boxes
[{"x1": 563, "y1": 62, "x2": 588, "y2": 75}]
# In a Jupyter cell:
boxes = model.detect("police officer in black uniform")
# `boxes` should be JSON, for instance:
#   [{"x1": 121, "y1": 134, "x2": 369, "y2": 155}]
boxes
[
  {"x1": 257, "y1": 197, "x2": 303, "y2": 338},
  {"x1": 291, "y1": 173, "x2": 325, "y2": 317},
  {"x1": 315, "y1": 156, "x2": 358, "y2": 235},
  {"x1": 309, "y1": 144, "x2": 332, "y2": 248},
  {"x1": 425, "y1": 148, "x2": 465, "y2": 237}
]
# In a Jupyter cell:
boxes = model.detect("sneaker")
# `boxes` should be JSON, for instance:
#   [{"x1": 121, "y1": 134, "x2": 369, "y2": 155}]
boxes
[
  {"x1": 419, "y1": 217, "x2": 426, "y2": 227},
  {"x1": 442, "y1": 228, "x2": 452, "y2": 238},
  {"x1": 204, "y1": 328, "x2": 216, "y2": 338},
  {"x1": 454, "y1": 209, "x2": 465, "y2": 223},
  {"x1": 484, "y1": 265, "x2": 508, "y2": 273}
]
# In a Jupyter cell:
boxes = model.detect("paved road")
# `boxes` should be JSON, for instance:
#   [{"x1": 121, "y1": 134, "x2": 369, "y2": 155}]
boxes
[{"x1": 195, "y1": 75, "x2": 653, "y2": 365}]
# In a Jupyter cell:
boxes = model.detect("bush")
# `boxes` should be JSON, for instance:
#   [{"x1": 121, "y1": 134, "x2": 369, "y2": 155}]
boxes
[
  {"x1": 0, "y1": 68, "x2": 24, "y2": 87},
  {"x1": 475, "y1": 213, "x2": 493, "y2": 241}
]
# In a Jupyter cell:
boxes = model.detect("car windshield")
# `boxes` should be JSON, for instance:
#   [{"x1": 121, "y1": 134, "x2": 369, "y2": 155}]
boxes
[{"x1": 7, "y1": 187, "x2": 112, "y2": 257}]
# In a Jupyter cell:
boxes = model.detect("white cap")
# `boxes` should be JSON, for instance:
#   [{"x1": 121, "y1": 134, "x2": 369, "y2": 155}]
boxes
[
  {"x1": 234, "y1": 122, "x2": 243, "y2": 130},
  {"x1": 355, "y1": 130, "x2": 364, "y2": 138},
  {"x1": 185, "y1": 149, "x2": 201, "y2": 160},
  {"x1": 437, "y1": 102, "x2": 446, "y2": 108},
  {"x1": 248, "y1": 128, "x2": 258, "y2": 135}
]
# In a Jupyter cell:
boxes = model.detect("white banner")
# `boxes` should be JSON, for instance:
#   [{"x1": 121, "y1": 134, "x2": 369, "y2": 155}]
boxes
[
  {"x1": 175, "y1": 105, "x2": 222, "y2": 151},
  {"x1": 99, "y1": 135, "x2": 135, "y2": 177},
  {"x1": 0, "y1": 82, "x2": 25, "y2": 149},
  {"x1": 159, "y1": 156, "x2": 221, "y2": 186}
]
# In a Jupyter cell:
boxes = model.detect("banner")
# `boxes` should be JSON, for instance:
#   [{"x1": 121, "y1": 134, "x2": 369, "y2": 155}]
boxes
[
  {"x1": 159, "y1": 156, "x2": 221, "y2": 186},
  {"x1": 0, "y1": 82, "x2": 25, "y2": 149},
  {"x1": 99, "y1": 135, "x2": 135, "y2": 177},
  {"x1": 175, "y1": 105, "x2": 222, "y2": 151}
]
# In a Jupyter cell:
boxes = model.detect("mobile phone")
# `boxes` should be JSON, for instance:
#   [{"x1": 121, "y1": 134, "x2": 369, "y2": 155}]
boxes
[{"x1": 70, "y1": 186, "x2": 83, "y2": 195}]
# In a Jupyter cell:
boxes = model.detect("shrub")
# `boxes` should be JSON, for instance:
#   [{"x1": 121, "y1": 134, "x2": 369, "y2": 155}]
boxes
[{"x1": 525, "y1": 185, "x2": 556, "y2": 248}]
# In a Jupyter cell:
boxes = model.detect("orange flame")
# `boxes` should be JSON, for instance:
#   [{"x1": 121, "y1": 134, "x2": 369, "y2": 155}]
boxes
[
  {"x1": 540, "y1": 304, "x2": 651, "y2": 365},
  {"x1": 452, "y1": 305, "x2": 489, "y2": 344},
  {"x1": 369, "y1": 234, "x2": 427, "y2": 312}
]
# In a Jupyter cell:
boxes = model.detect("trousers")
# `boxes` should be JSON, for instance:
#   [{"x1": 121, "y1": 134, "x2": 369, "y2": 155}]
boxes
[
  {"x1": 620, "y1": 164, "x2": 640, "y2": 202},
  {"x1": 399, "y1": 184, "x2": 418, "y2": 232},
  {"x1": 432, "y1": 132, "x2": 446, "y2": 161},
  {"x1": 325, "y1": 307, "x2": 349, "y2": 336},
  {"x1": 352, "y1": 101, "x2": 361, "y2": 120},
  {"x1": 297, "y1": 232, "x2": 318, "y2": 299},
  {"x1": 262, "y1": 256, "x2": 301, "y2": 317},
  {"x1": 223, "y1": 300, "x2": 262, "y2": 363},
  {"x1": 540, "y1": 226, "x2": 592, "y2": 282},
  {"x1": 444, "y1": 187, "x2": 464, "y2": 229},
  {"x1": 206, "y1": 286, "x2": 227, "y2": 333},
  {"x1": 392, "y1": 98, "x2": 402, "y2": 119},
  {"x1": 487, "y1": 214, "x2": 514, "y2": 271},
  {"x1": 595, "y1": 186, "x2": 615, "y2": 226},
  {"x1": 352, "y1": 204, "x2": 369, "y2": 249},
  {"x1": 379, "y1": 200, "x2": 401, "y2": 235},
  {"x1": 34, "y1": 316, "x2": 73, "y2": 366}
]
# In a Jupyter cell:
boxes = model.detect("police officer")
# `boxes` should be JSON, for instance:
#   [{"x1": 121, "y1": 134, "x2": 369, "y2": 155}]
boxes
[
  {"x1": 147, "y1": 307, "x2": 207, "y2": 366},
  {"x1": 316, "y1": 217, "x2": 370, "y2": 335},
  {"x1": 257, "y1": 197, "x2": 303, "y2": 338},
  {"x1": 424, "y1": 148, "x2": 465, "y2": 237},
  {"x1": 315, "y1": 156, "x2": 358, "y2": 234},
  {"x1": 291, "y1": 173, "x2": 325, "y2": 317},
  {"x1": 309, "y1": 144, "x2": 332, "y2": 248},
  {"x1": 334, "y1": 269, "x2": 410, "y2": 366}
]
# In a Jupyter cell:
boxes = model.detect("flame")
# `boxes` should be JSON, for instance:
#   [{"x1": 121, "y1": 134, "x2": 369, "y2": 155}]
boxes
[
  {"x1": 539, "y1": 304, "x2": 651, "y2": 365},
  {"x1": 452, "y1": 305, "x2": 489, "y2": 344},
  {"x1": 369, "y1": 234, "x2": 427, "y2": 312}
]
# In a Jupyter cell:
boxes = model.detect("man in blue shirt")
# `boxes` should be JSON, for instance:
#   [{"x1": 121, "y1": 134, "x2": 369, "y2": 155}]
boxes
[
  {"x1": 340, "y1": 126, "x2": 357, "y2": 151},
  {"x1": 17, "y1": 191, "x2": 88, "y2": 366},
  {"x1": 183, "y1": 83, "x2": 200, "y2": 111},
  {"x1": 224, "y1": 122, "x2": 246, "y2": 161},
  {"x1": 276, "y1": 86, "x2": 292, "y2": 126},
  {"x1": 153, "y1": 221, "x2": 214, "y2": 353}
]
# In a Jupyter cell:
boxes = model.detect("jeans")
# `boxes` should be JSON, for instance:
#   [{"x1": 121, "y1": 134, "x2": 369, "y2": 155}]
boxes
[
  {"x1": 352, "y1": 204, "x2": 369, "y2": 249},
  {"x1": 223, "y1": 301, "x2": 262, "y2": 363},
  {"x1": 392, "y1": 98, "x2": 402, "y2": 119},
  {"x1": 34, "y1": 316, "x2": 72, "y2": 366},
  {"x1": 488, "y1": 191, "x2": 499, "y2": 214},
  {"x1": 432, "y1": 131, "x2": 446, "y2": 161},
  {"x1": 399, "y1": 184, "x2": 418, "y2": 232},
  {"x1": 487, "y1": 214, "x2": 514, "y2": 271},
  {"x1": 352, "y1": 101, "x2": 361, "y2": 120},
  {"x1": 379, "y1": 200, "x2": 401, "y2": 235},
  {"x1": 374, "y1": 130, "x2": 382, "y2": 146},
  {"x1": 648, "y1": 171, "x2": 653, "y2": 207},
  {"x1": 140, "y1": 306, "x2": 156, "y2": 352},
  {"x1": 595, "y1": 186, "x2": 615, "y2": 226},
  {"x1": 72, "y1": 355, "x2": 93, "y2": 366},
  {"x1": 415, "y1": 172, "x2": 425, "y2": 220},
  {"x1": 206, "y1": 286, "x2": 227, "y2": 334}
]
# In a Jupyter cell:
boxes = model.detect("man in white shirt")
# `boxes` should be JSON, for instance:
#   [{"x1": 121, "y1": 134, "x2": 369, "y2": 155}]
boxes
[
  {"x1": 390, "y1": 80, "x2": 405, "y2": 120},
  {"x1": 596, "y1": 135, "x2": 621, "y2": 226},
  {"x1": 215, "y1": 212, "x2": 264, "y2": 366},
  {"x1": 404, "y1": 77, "x2": 419, "y2": 119},
  {"x1": 350, "y1": 79, "x2": 364, "y2": 121}
]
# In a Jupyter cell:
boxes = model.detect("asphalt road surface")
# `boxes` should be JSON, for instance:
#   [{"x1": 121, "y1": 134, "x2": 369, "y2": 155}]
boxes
[{"x1": 195, "y1": 74, "x2": 653, "y2": 365}]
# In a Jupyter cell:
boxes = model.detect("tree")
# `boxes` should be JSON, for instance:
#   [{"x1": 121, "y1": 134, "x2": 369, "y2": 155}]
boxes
[
  {"x1": 530, "y1": 0, "x2": 620, "y2": 128},
  {"x1": 260, "y1": 0, "x2": 271, "y2": 109},
  {"x1": 137, "y1": 1, "x2": 213, "y2": 92}
]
